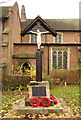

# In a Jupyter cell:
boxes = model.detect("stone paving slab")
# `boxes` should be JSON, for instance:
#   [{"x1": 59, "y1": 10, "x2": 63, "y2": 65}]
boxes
[
  {"x1": 58, "y1": 98, "x2": 74, "y2": 116},
  {"x1": 2, "y1": 98, "x2": 79, "y2": 118}
]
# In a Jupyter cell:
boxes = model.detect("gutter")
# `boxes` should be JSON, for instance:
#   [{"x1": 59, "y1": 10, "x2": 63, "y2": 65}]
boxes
[{"x1": 13, "y1": 42, "x2": 81, "y2": 46}]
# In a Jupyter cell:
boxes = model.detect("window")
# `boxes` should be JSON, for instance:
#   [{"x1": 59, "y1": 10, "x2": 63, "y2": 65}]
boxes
[
  {"x1": 54, "y1": 33, "x2": 63, "y2": 43},
  {"x1": 52, "y1": 48, "x2": 68, "y2": 69},
  {"x1": 21, "y1": 63, "x2": 30, "y2": 74},
  {"x1": 45, "y1": 34, "x2": 47, "y2": 43},
  {"x1": 79, "y1": 34, "x2": 81, "y2": 43},
  {"x1": 31, "y1": 34, "x2": 37, "y2": 43}
]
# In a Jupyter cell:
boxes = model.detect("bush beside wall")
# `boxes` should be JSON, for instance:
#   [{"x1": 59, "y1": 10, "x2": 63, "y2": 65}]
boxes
[
  {"x1": 50, "y1": 70, "x2": 79, "y2": 85},
  {"x1": 2, "y1": 69, "x2": 80, "y2": 91},
  {"x1": 2, "y1": 75, "x2": 32, "y2": 91}
]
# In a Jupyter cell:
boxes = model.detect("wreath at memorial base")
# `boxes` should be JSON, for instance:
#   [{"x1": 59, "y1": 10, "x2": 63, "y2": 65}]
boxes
[
  {"x1": 41, "y1": 97, "x2": 50, "y2": 107},
  {"x1": 25, "y1": 93, "x2": 29, "y2": 100},
  {"x1": 30, "y1": 97, "x2": 40, "y2": 107},
  {"x1": 50, "y1": 94, "x2": 58, "y2": 104}
]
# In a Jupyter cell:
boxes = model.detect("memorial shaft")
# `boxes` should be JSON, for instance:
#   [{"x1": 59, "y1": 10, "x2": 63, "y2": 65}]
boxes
[{"x1": 36, "y1": 50, "x2": 42, "y2": 82}]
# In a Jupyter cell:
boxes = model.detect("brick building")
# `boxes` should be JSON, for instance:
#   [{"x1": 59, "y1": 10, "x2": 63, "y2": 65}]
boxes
[{"x1": 0, "y1": 2, "x2": 81, "y2": 81}]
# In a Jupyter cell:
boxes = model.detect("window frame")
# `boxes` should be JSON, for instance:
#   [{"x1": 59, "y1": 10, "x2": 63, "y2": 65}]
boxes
[
  {"x1": 54, "y1": 32, "x2": 63, "y2": 43},
  {"x1": 29, "y1": 34, "x2": 37, "y2": 43},
  {"x1": 51, "y1": 47, "x2": 70, "y2": 70}
]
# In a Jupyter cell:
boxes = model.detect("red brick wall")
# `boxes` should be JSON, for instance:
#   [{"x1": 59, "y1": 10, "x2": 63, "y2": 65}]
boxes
[
  {"x1": 14, "y1": 45, "x2": 37, "y2": 54},
  {"x1": 2, "y1": 3, "x2": 21, "y2": 75},
  {"x1": 22, "y1": 35, "x2": 29, "y2": 43},
  {"x1": 63, "y1": 32, "x2": 79, "y2": 43},
  {"x1": 70, "y1": 46, "x2": 78, "y2": 68},
  {"x1": 13, "y1": 58, "x2": 36, "y2": 75},
  {"x1": 14, "y1": 44, "x2": 49, "y2": 74}
]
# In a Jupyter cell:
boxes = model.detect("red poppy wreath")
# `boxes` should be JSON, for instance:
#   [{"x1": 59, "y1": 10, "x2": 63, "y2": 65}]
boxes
[
  {"x1": 31, "y1": 97, "x2": 40, "y2": 107},
  {"x1": 41, "y1": 97, "x2": 50, "y2": 107}
]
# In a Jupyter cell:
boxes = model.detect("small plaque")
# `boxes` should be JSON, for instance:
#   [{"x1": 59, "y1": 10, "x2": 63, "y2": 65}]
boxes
[{"x1": 32, "y1": 86, "x2": 46, "y2": 96}]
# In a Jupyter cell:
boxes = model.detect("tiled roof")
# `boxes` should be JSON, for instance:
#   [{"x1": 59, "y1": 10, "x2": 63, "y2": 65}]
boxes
[
  {"x1": 21, "y1": 16, "x2": 57, "y2": 37},
  {"x1": 21, "y1": 19, "x2": 80, "y2": 31}
]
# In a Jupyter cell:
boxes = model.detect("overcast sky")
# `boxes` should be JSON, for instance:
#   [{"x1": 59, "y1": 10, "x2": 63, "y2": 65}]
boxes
[{"x1": 0, "y1": 0, "x2": 80, "y2": 19}]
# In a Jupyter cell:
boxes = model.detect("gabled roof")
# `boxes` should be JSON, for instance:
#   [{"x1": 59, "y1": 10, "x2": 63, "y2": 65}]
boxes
[
  {"x1": 21, "y1": 16, "x2": 57, "y2": 37},
  {"x1": 21, "y1": 18, "x2": 80, "y2": 31}
]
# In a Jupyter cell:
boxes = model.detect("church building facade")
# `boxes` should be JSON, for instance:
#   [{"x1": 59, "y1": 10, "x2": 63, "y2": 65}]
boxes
[{"x1": 0, "y1": 2, "x2": 81, "y2": 80}]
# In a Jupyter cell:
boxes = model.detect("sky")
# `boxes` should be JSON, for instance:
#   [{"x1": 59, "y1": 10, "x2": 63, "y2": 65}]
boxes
[{"x1": 0, "y1": 0, "x2": 81, "y2": 19}]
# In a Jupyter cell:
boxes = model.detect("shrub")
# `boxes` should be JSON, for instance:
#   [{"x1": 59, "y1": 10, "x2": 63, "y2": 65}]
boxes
[
  {"x1": 66, "y1": 70, "x2": 79, "y2": 85},
  {"x1": 50, "y1": 70, "x2": 67, "y2": 85},
  {"x1": 50, "y1": 69, "x2": 79, "y2": 85},
  {"x1": 2, "y1": 75, "x2": 31, "y2": 91},
  {"x1": 43, "y1": 75, "x2": 54, "y2": 89}
]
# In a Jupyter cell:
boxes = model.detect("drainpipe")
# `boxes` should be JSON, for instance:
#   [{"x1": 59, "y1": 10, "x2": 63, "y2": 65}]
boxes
[
  {"x1": 21, "y1": 30, "x2": 22, "y2": 42},
  {"x1": 48, "y1": 44, "x2": 49, "y2": 75}
]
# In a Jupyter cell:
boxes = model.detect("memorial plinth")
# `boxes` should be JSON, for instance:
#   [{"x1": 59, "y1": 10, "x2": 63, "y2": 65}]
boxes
[{"x1": 28, "y1": 81, "x2": 50, "y2": 99}]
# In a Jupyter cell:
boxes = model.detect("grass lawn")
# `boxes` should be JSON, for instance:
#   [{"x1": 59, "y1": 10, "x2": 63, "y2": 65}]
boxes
[
  {"x1": 1, "y1": 86, "x2": 80, "y2": 117},
  {"x1": 50, "y1": 86, "x2": 80, "y2": 114}
]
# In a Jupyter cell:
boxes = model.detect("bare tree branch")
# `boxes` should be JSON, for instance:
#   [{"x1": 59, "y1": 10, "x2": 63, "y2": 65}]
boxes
[{"x1": 0, "y1": 0, "x2": 11, "y2": 4}]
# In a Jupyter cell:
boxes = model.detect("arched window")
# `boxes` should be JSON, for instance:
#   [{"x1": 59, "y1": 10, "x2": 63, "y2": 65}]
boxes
[{"x1": 21, "y1": 63, "x2": 30, "y2": 74}]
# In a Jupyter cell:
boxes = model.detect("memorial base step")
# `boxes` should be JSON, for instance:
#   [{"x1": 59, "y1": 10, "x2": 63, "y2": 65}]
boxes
[{"x1": 16, "y1": 99, "x2": 63, "y2": 115}]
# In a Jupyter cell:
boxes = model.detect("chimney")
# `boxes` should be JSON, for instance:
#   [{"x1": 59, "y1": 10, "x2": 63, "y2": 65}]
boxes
[{"x1": 21, "y1": 5, "x2": 26, "y2": 21}]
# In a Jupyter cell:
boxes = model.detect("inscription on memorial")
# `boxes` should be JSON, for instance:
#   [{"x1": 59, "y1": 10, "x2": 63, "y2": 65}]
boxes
[{"x1": 32, "y1": 86, "x2": 46, "y2": 96}]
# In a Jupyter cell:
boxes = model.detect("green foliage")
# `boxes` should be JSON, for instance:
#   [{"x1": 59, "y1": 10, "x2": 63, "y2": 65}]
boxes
[
  {"x1": 15, "y1": 64, "x2": 36, "y2": 77},
  {"x1": 50, "y1": 69, "x2": 79, "y2": 85},
  {"x1": 2, "y1": 84, "x2": 12, "y2": 91},
  {"x1": 66, "y1": 70, "x2": 79, "y2": 85},
  {"x1": 43, "y1": 75, "x2": 54, "y2": 89},
  {"x1": 50, "y1": 86, "x2": 80, "y2": 113},
  {"x1": 2, "y1": 75, "x2": 31, "y2": 92}
]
